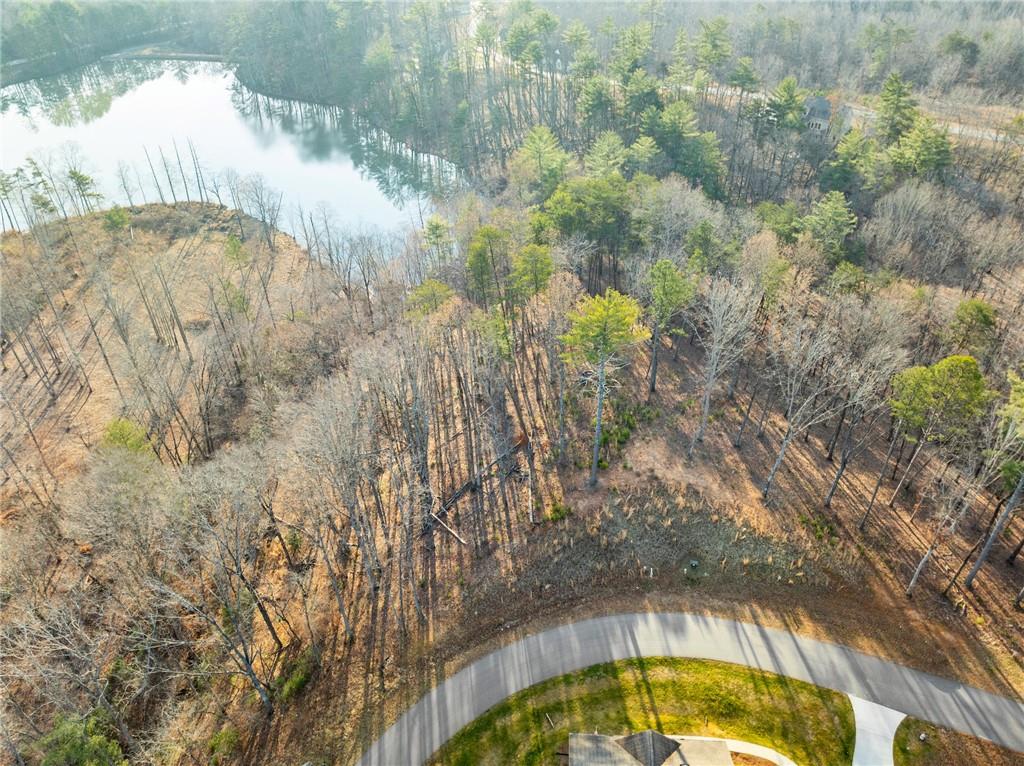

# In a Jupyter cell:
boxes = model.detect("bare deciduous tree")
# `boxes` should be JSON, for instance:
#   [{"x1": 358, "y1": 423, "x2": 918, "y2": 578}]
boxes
[{"x1": 690, "y1": 277, "x2": 758, "y2": 456}]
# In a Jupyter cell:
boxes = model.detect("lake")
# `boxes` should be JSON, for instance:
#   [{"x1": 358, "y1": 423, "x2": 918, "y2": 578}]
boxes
[{"x1": 1, "y1": 58, "x2": 459, "y2": 232}]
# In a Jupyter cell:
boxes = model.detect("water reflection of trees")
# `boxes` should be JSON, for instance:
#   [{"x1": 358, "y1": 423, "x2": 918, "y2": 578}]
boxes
[
  {"x1": 3, "y1": 58, "x2": 464, "y2": 214},
  {"x1": 0, "y1": 60, "x2": 206, "y2": 127},
  {"x1": 229, "y1": 83, "x2": 463, "y2": 206}
]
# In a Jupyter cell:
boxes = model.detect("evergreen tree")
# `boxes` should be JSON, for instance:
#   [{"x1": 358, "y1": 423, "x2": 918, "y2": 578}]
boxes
[
  {"x1": 408, "y1": 279, "x2": 455, "y2": 316},
  {"x1": 877, "y1": 72, "x2": 918, "y2": 144},
  {"x1": 891, "y1": 354, "x2": 991, "y2": 446},
  {"x1": 627, "y1": 136, "x2": 660, "y2": 175},
  {"x1": 652, "y1": 101, "x2": 725, "y2": 194},
  {"x1": 562, "y1": 289, "x2": 649, "y2": 486},
  {"x1": 511, "y1": 244, "x2": 555, "y2": 298},
  {"x1": 665, "y1": 30, "x2": 692, "y2": 96},
  {"x1": 948, "y1": 299, "x2": 998, "y2": 359},
  {"x1": 695, "y1": 17, "x2": 732, "y2": 77},
  {"x1": 888, "y1": 116, "x2": 952, "y2": 179},
  {"x1": 579, "y1": 77, "x2": 619, "y2": 134},
  {"x1": 756, "y1": 201, "x2": 802, "y2": 245},
  {"x1": 466, "y1": 225, "x2": 512, "y2": 308},
  {"x1": 823, "y1": 128, "x2": 881, "y2": 192},
  {"x1": 543, "y1": 175, "x2": 632, "y2": 257},
  {"x1": 509, "y1": 126, "x2": 571, "y2": 201},
  {"x1": 585, "y1": 132, "x2": 628, "y2": 178},
  {"x1": 645, "y1": 259, "x2": 695, "y2": 393},
  {"x1": 610, "y1": 22, "x2": 653, "y2": 83},
  {"x1": 728, "y1": 57, "x2": 760, "y2": 94},
  {"x1": 802, "y1": 191, "x2": 857, "y2": 264},
  {"x1": 768, "y1": 76, "x2": 807, "y2": 132},
  {"x1": 35, "y1": 715, "x2": 127, "y2": 766},
  {"x1": 624, "y1": 69, "x2": 663, "y2": 128},
  {"x1": 727, "y1": 56, "x2": 760, "y2": 116}
]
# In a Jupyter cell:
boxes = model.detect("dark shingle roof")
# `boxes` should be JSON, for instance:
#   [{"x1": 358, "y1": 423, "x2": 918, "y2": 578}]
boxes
[
  {"x1": 569, "y1": 733, "x2": 642, "y2": 765},
  {"x1": 619, "y1": 730, "x2": 682, "y2": 766},
  {"x1": 804, "y1": 95, "x2": 832, "y2": 120}
]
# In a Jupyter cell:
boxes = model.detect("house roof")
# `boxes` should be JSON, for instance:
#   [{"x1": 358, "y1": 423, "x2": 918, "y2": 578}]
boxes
[
  {"x1": 677, "y1": 740, "x2": 735, "y2": 766},
  {"x1": 620, "y1": 730, "x2": 683, "y2": 765},
  {"x1": 568, "y1": 731, "x2": 733, "y2": 766},
  {"x1": 569, "y1": 733, "x2": 642, "y2": 765},
  {"x1": 804, "y1": 95, "x2": 832, "y2": 120}
]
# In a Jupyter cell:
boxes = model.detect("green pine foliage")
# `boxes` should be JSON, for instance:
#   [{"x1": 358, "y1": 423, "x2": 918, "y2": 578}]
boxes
[{"x1": 34, "y1": 714, "x2": 127, "y2": 766}]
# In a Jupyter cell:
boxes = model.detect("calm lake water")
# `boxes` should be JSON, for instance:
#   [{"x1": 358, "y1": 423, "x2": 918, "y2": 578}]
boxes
[{"x1": 1, "y1": 59, "x2": 458, "y2": 231}]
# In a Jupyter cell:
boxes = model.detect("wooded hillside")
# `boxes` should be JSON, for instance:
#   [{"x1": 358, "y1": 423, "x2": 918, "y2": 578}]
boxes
[{"x1": 2, "y1": 2, "x2": 1024, "y2": 766}]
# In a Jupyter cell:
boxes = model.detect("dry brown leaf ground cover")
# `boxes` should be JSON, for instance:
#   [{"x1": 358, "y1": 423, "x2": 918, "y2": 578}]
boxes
[{"x1": 3, "y1": 210, "x2": 1023, "y2": 765}]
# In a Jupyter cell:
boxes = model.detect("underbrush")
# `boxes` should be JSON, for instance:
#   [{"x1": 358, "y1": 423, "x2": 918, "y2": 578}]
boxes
[
  {"x1": 598, "y1": 397, "x2": 660, "y2": 467},
  {"x1": 208, "y1": 725, "x2": 240, "y2": 765},
  {"x1": 274, "y1": 647, "x2": 316, "y2": 702},
  {"x1": 478, "y1": 485, "x2": 854, "y2": 612}
]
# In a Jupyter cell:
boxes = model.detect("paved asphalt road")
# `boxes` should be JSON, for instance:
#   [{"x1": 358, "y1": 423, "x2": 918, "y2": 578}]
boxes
[{"x1": 357, "y1": 612, "x2": 1024, "y2": 765}]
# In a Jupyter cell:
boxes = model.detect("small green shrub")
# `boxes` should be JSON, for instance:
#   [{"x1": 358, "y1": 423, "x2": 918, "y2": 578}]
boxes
[
  {"x1": 101, "y1": 418, "x2": 149, "y2": 453},
  {"x1": 103, "y1": 206, "x2": 131, "y2": 233},
  {"x1": 798, "y1": 513, "x2": 837, "y2": 542},
  {"x1": 275, "y1": 648, "x2": 315, "y2": 702},
  {"x1": 224, "y1": 234, "x2": 248, "y2": 266},
  {"x1": 601, "y1": 423, "x2": 632, "y2": 448},
  {"x1": 106, "y1": 656, "x2": 136, "y2": 695},
  {"x1": 407, "y1": 278, "x2": 455, "y2": 315},
  {"x1": 286, "y1": 530, "x2": 302, "y2": 556},
  {"x1": 208, "y1": 725, "x2": 239, "y2": 764},
  {"x1": 547, "y1": 500, "x2": 572, "y2": 522},
  {"x1": 220, "y1": 281, "x2": 251, "y2": 317},
  {"x1": 220, "y1": 590, "x2": 254, "y2": 633}
]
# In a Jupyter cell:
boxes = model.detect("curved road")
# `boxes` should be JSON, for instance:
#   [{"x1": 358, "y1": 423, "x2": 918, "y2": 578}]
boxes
[{"x1": 358, "y1": 612, "x2": 1024, "y2": 765}]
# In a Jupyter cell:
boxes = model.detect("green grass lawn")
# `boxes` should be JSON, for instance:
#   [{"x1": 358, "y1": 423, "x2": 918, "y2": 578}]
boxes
[
  {"x1": 430, "y1": 657, "x2": 855, "y2": 766},
  {"x1": 894, "y1": 718, "x2": 940, "y2": 766}
]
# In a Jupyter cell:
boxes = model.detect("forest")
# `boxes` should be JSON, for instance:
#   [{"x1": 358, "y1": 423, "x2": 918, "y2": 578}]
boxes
[{"x1": 1, "y1": 2, "x2": 1024, "y2": 765}]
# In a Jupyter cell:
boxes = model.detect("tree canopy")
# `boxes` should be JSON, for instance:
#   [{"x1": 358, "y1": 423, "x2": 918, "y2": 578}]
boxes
[
  {"x1": 562, "y1": 288, "x2": 649, "y2": 367},
  {"x1": 891, "y1": 354, "x2": 991, "y2": 444}
]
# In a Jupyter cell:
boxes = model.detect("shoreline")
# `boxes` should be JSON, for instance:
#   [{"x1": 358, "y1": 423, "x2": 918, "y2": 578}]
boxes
[
  {"x1": 103, "y1": 50, "x2": 224, "y2": 64},
  {"x1": 0, "y1": 31, "x2": 189, "y2": 87}
]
